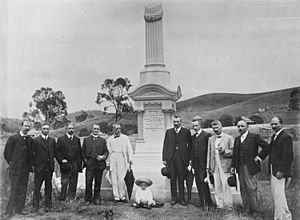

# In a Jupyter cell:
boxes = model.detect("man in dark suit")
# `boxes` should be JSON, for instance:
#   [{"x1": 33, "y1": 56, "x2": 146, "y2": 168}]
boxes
[
  {"x1": 4, "y1": 120, "x2": 33, "y2": 217},
  {"x1": 191, "y1": 117, "x2": 213, "y2": 208},
  {"x1": 230, "y1": 120, "x2": 269, "y2": 216},
  {"x1": 162, "y1": 116, "x2": 192, "y2": 206},
  {"x1": 268, "y1": 116, "x2": 293, "y2": 220},
  {"x1": 82, "y1": 124, "x2": 109, "y2": 205},
  {"x1": 32, "y1": 123, "x2": 56, "y2": 212},
  {"x1": 56, "y1": 123, "x2": 83, "y2": 201}
]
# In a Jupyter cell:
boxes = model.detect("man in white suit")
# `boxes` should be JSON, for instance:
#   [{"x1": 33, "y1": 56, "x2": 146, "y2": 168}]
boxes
[{"x1": 207, "y1": 120, "x2": 234, "y2": 209}]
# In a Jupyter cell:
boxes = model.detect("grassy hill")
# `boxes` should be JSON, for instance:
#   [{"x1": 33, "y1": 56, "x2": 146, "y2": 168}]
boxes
[
  {"x1": 178, "y1": 86, "x2": 300, "y2": 125},
  {"x1": 1, "y1": 86, "x2": 299, "y2": 136}
]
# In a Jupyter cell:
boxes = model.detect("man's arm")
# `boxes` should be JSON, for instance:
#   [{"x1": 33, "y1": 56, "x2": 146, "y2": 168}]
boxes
[
  {"x1": 255, "y1": 134, "x2": 270, "y2": 163},
  {"x1": 162, "y1": 130, "x2": 169, "y2": 165},
  {"x1": 4, "y1": 136, "x2": 14, "y2": 164}
]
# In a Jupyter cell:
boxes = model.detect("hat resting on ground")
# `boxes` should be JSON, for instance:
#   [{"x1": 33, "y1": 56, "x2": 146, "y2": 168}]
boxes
[
  {"x1": 135, "y1": 178, "x2": 153, "y2": 187},
  {"x1": 227, "y1": 173, "x2": 237, "y2": 189},
  {"x1": 161, "y1": 166, "x2": 170, "y2": 178},
  {"x1": 60, "y1": 162, "x2": 73, "y2": 173}
]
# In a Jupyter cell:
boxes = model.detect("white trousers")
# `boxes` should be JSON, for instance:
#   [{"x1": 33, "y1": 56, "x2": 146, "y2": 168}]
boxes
[
  {"x1": 110, "y1": 152, "x2": 127, "y2": 200},
  {"x1": 213, "y1": 152, "x2": 233, "y2": 208},
  {"x1": 271, "y1": 166, "x2": 292, "y2": 220}
]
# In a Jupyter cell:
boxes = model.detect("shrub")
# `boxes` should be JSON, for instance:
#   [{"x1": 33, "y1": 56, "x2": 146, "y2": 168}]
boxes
[
  {"x1": 78, "y1": 128, "x2": 90, "y2": 137},
  {"x1": 250, "y1": 114, "x2": 264, "y2": 124},
  {"x1": 202, "y1": 119, "x2": 214, "y2": 128},
  {"x1": 219, "y1": 114, "x2": 234, "y2": 127}
]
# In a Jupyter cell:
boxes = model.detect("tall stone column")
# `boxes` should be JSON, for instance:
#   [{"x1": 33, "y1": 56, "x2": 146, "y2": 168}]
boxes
[
  {"x1": 141, "y1": 3, "x2": 171, "y2": 85},
  {"x1": 144, "y1": 4, "x2": 164, "y2": 66}
]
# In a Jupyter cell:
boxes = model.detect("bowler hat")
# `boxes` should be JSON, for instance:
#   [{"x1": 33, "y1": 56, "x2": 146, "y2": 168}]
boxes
[
  {"x1": 60, "y1": 162, "x2": 73, "y2": 173},
  {"x1": 135, "y1": 178, "x2": 153, "y2": 187},
  {"x1": 161, "y1": 166, "x2": 170, "y2": 178},
  {"x1": 227, "y1": 173, "x2": 237, "y2": 189}
]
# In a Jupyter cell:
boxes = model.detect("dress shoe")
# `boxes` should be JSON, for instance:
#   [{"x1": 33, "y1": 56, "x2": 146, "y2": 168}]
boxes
[
  {"x1": 170, "y1": 200, "x2": 177, "y2": 205},
  {"x1": 44, "y1": 207, "x2": 52, "y2": 212},
  {"x1": 180, "y1": 201, "x2": 187, "y2": 206},
  {"x1": 113, "y1": 199, "x2": 120, "y2": 203},
  {"x1": 16, "y1": 210, "x2": 28, "y2": 215},
  {"x1": 120, "y1": 199, "x2": 128, "y2": 203}
]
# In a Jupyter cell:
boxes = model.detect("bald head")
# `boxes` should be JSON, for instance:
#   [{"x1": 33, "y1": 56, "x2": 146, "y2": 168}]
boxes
[{"x1": 237, "y1": 120, "x2": 248, "y2": 135}]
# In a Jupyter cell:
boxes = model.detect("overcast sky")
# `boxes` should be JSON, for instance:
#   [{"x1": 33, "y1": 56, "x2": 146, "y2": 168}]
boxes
[{"x1": 1, "y1": 0, "x2": 300, "y2": 118}]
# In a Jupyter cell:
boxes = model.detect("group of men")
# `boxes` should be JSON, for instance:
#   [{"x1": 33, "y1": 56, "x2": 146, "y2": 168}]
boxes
[
  {"x1": 3, "y1": 121, "x2": 133, "y2": 218},
  {"x1": 162, "y1": 115, "x2": 293, "y2": 219},
  {"x1": 3, "y1": 115, "x2": 294, "y2": 220}
]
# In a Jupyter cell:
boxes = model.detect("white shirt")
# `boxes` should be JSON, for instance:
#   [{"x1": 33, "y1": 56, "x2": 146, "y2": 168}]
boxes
[
  {"x1": 274, "y1": 129, "x2": 283, "y2": 140},
  {"x1": 174, "y1": 127, "x2": 182, "y2": 133},
  {"x1": 240, "y1": 131, "x2": 249, "y2": 143},
  {"x1": 41, "y1": 134, "x2": 48, "y2": 140},
  {"x1": 135, "y1": 187, "x2": 155, "y2": 205},
  {"x1": 196, "y1": 129, "x2": 203, "y2": 137},
  {"x1": 66, "y1": 133, "x2": 73, "y2": 140}
]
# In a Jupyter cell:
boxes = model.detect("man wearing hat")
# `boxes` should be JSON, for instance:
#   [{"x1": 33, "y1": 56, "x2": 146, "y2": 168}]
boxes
[
  {"x1": 230, "y1": 120, "x2": 269, "y2": 216},
  {"x1": 82, "y1": 124, "x2": 109, "y2": 205},
  {"x1": 133, "y1": 178, "x2": 155, "y2": 209},
  {"x1": 162, "y1": 116, "x2": 192, "y2": 206},
  {"x1": 56, "y1": 123, "x2": 83, "y2": 201},
  {"x1": 107, "y1": 123, "x2": 133, "y2": 203},
  {"x1": 207, "y1": 120, "x2": 234, "y2": 209}
]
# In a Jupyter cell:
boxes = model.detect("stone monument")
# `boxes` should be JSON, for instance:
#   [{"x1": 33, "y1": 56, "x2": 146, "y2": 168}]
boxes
[{"x1": 129, "y1": 3, "x2": 181, "y2": 200}]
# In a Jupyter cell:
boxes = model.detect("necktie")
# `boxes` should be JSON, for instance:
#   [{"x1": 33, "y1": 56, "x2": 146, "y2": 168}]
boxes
[{"x1": 70, "y1": 136, "x2": 73, "y2": 141}]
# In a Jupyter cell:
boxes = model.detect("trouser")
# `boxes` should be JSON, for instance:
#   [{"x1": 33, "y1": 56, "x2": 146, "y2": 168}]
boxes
[
  {"x1": 238, "y1": 165, "x2": 259, "y2": 212},
  {"x1": 271, "y1": 165, "x2": 292, "y2": 220},
  {"x1": 6, "y1": 163, "x2": 30, "y2": 215},
  {"x1": 85, "y1": 167, "x2": 104, "y2": 202},
  {"x1": 60, "y1": 162, "x2": 79, "y2": 200},
  {"x1": 110, "y1": 153, "x2": 127, "y2": 200},
  {"x1": 33, "y1": 171, "x2": 53, "y2": 209},
  {"x1": 193, "y1": 158, "x2": 213, "y2": 207},
  {"x1": 213, "y1": 154, "x2": 233, "y2": 208},
  {"x1": 169, "y1": 151, "x2": 186, "y2": 202}
]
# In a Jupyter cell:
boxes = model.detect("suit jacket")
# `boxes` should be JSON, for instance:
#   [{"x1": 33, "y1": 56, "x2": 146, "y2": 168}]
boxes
[
  {"x1": 207, "y1": 133, "x2": 234, "y2": 173},
  {"x1": 231, "y1": 132, "x2": 269, "y2": 176},
  {"x1": 191, "y1": 130, "x2": 211, "y2": 171},
  {"x1": 82, "y1": 135, "x2": 109, "y2": 170},
  {"x1": 56, "y1": 134, "x2": 83, "y2": 172},
  {"x1": 269, "y1": 130, "x2": 293, "y2": 177},
  {"x1": 4, "y1": 133, "x2": 33, "y2": 172},
  {"x1": 162, "y1": 127, "x2": 192, "y2": 166},
  {"x1": 32, "y1": 135, "x2": 56, "y2": 173}
]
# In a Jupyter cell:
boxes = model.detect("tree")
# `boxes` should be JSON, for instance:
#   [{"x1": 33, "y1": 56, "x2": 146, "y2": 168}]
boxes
[
  {"x1": 202, "y1": 119, "x2": 214, "y2": 128},
  {"x1": 288, "y1": 88, "x2": 300, "y2": 110},
  {"x1": 219, "y1": 114, "x2": 234, "y2": 127},
  {"x1": 249, "y1": 114, "x2": 264, "y2": 124},
  {"x1": 31, "y1": 87, "x2": 67, "y2": 125},
  {"x1": 96, "y1": 77, "x2": 133, "y2": 122},
  {"x1": 75, "y1": 110, "x2": 88, "y2": 123}
]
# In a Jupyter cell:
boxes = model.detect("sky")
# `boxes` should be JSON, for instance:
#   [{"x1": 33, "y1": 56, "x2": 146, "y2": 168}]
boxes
[{"x1": 1, "y1": 0, "x2": 300, "y2": 118}]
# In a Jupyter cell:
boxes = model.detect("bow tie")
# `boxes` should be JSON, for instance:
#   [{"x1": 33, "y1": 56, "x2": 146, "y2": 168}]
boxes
[
  {"x1": 216, "y1": 135, "x2": 221, "y2": 138},
  {"x1": 114, "y1": 134, "x2": 120, "y2": 138}
]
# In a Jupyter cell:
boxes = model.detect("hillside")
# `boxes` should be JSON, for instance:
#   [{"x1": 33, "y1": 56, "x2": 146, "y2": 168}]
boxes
[{"x1": 177, "y1": 86, "x2": 299, "y2": 125}]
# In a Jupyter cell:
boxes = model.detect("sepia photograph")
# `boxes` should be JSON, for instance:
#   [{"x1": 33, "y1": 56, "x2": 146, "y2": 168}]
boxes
[{"x1": 0, "y1": 0, "x2": 299, "y2": 219}]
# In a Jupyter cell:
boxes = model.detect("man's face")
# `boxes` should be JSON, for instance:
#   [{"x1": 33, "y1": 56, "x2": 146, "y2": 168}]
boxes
[
  {"x1": 212, "y1": 124, "x2": 222, "y2": 135},
  {"x1": 173, "y1": 118, "x2": 181, "y2": 129},
  {"x1": 192, "y1": 121, "x2": 200, "y2": 132},
  {"x1": 21, "y1": 121, "x2": 31, "y2": 135},
  {"x1": 92, "y1": 125, "x2": 100, "y2": 135},
  {"x1": 270, "y1": 117, "x2": 282, "y2": 133},
  {"x1": 237, "y1": 121, "x2": 248, "y2": 135},
  {"x1": 41, "y1": 125, "x2": 50, "y2": 136},
  {"x1": 66, "y1": 124, "x2": 74, "y2": 135},
  {"x1": 113, "y1": 125, "x2": 121, "y2": 135}
]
